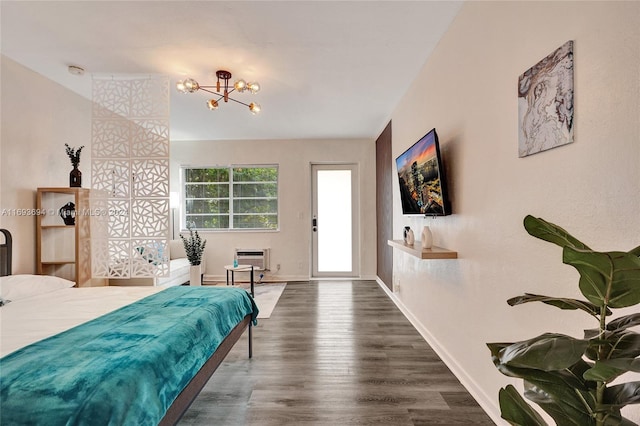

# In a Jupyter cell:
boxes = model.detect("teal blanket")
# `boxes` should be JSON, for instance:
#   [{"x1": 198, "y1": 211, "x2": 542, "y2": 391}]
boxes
[{"x1": 0, "y1": 286, "x2": 258, "y2": 426}]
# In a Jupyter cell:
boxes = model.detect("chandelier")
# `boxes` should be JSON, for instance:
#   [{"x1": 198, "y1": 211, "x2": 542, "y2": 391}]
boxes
[{"x1": 176, "y1": 70, "x2": 261, "y2": 114}]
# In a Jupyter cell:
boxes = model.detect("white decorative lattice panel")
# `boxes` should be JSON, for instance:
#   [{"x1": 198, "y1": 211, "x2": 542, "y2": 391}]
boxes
[
  {"x1": 92, "y1": 79, "x2": 132, "y2": 119},
  {"x1": 131, "y1": 119, "x2": 170, "y2": 158},
  {"x1": 130, "y1": 78, "x2": 170, "y2": 118},
  {"x1": 131, "y1": 239, "x2": 169, "y2": 278},
  {"x1": 91, "y1": 160, "x2": 131, "y2": 199},
  {"x1": 130, "y1": 199, "x2": 169, "y2": 239},
  {"x1": 132, "y1": 159, "x2": 169, "y2": 198},
  {"x1": 101, "y1": 239, "x2": 131, "y2": 278},
  {"x1": 92, "y1": 75, "x2": 170, "y2": 279},
  {"x1": 106, "y1": 199, "x2": 131, "y2": 239},
  {"x1": 92, "y1": 120, "x2": 131, "y2": 158}
]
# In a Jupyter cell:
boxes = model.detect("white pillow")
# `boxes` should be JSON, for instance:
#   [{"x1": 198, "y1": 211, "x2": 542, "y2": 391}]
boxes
[
  {"x1": 169, "y1": 240, "x2": 187, "y2": 260},
  {"x1": 0, "y1": 275, "x2": 75, "y2": 301}
]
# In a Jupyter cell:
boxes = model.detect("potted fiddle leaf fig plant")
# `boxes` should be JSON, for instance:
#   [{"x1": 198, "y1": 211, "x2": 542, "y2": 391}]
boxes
[
  {"x1": 487, "y1": 215, "x2": 640, "y2": 426},
  {"x1": 180, "y1": 223, "x2": 206, "y2": 286}
]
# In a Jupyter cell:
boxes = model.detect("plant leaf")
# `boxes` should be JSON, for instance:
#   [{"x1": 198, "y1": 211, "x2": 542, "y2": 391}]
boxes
[
  {"x1": 600, "y1": 358, "x2": 640, "y2": 372},
  {"x1": 563, "y1": 247, "x2": 640, "y2": 308},
  {"x1": 508, "y1": 293, "x2": 610, "y2": 318},
  {"x1": 523, "y1": 379, "x2": 596, "y2": 425},
  {"x1": 499, "y1": 385, "x2": 548, "y2": 426},
  {"x1": 607, "y1": 331, "x2": 640, "y2": 359},
  {"x1": 603, "y1": 381, "x2": 640, "y2": 408},
  {"x1": 584, "y1": 330, "x2": 640, "y2": 361},
  {"x1": 488, "y1": 343, "x2": 593, "y2": 391},
  {"x1": 607, "y1": 313, "x2": 640, "y2": 332},
  {"x1": 584, "y1": 358, "x2": 640, "y2": 383},
  {"x1": 497, "y1": 333, "x2": 589, "y2": 371},
  {"x1": 523, "y1": 215, "x2": 591, "y2": 250}
]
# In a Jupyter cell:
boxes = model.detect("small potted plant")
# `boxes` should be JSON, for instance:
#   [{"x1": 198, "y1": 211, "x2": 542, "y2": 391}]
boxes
[
  {"x1": 180, "y1": 223, "x2": 206, "y2": 286},
  {"x1": 65, "y1": 143, "x2": 84, "y2": 187}
]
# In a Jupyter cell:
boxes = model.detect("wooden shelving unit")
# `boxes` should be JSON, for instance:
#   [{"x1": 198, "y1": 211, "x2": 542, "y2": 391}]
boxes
[
  {"x1": 387, "y1": 239, "x2": 457, "y2": 259},
  {"x1": 36, "y1": 187, "x2": 106, "y2": 287}
]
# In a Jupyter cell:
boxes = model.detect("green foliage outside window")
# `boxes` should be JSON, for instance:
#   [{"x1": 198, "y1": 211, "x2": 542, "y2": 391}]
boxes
[{"x1": 183, "y1": 166, "x2": 278, "y2": 230}]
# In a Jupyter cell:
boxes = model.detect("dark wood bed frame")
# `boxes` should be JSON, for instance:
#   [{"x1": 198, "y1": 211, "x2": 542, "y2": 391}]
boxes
[
  {"x1": 0, "y1": 228, "x2": 253, "y2": 426},
  {"x1": 160, "y1": 316, "x2": 252, "y2": 425}
]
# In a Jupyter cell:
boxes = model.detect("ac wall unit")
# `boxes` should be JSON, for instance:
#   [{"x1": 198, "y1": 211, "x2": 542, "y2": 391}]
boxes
[{"x1": 235, "y1": 248, "x2": 270, "y2": 271}]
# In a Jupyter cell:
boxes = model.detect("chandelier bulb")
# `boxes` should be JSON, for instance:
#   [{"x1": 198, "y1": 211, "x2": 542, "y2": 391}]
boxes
[
  {"x1": 247, "y1": 82, "x2": 260, "y2": 94},
  {"x1": 249, "y1": 102, "x2": 261, "y2": 114},
  {"x1": 234, "y1": 79, "x2": 247, "y2": 92},
  {"x1": 177, "y1": 78, "x2": 199, "y2": 93},
  {"x1": 207, "y1": 99, "x2": 219, "y2": 110}
]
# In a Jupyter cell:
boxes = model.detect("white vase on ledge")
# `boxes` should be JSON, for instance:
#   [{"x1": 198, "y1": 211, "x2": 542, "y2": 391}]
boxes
[
  {"x1": 421, "y1": 226, "x2": 433, "y2": 249},
  {"x1": 189, "y1": 264, "x2": 202, "y2": 286}
]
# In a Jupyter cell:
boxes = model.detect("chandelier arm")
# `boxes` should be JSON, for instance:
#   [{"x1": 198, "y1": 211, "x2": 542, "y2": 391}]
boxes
[
  {"x1": 225, "y1": 97, "x2": 251, "y2": 107},
  {"x1": 198, "y1": 87, "x2": 219, "y2": 95},
  {"x1": 190, "y1": 86, "x2": 237, "y2": 95}
]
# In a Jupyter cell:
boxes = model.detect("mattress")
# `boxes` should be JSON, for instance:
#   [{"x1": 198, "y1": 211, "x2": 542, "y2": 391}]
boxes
[{"x1": 1, "y1": 284, "x2": 165, "y2": 357}]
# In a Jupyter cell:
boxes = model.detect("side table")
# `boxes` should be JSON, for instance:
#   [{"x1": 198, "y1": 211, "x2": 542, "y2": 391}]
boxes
[{"x1": 224, "y1": 264, "x2": 254, "y2": 296}]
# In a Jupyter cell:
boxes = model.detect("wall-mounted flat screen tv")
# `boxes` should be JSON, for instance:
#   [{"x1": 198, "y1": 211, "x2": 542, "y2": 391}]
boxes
[{"x1": 395, "y1": 128, "x2": 451, "y2": 216}]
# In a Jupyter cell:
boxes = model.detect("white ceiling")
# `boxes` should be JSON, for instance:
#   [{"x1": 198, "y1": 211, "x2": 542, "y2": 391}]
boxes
[{"x1": 0, "y1": 1, "x2": 462, "y2": 141}]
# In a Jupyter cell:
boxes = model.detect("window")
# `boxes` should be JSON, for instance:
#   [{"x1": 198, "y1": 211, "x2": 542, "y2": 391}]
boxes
[{"x1": 183, "y1": 166, "x2": 278, "y2": 230}]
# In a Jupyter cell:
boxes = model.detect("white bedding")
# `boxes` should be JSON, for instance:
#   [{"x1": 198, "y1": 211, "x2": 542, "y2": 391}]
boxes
[{"x1": 0, "y1": 285, "x2": 165, "y2": 357}]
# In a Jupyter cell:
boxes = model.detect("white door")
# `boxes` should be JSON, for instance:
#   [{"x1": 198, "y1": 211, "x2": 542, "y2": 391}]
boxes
[{"x1": 311, "y1": 164, "x2": 359, "y2": 278}]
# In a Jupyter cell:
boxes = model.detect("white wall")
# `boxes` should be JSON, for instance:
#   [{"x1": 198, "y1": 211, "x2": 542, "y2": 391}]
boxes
[
  {"x1": 388, "y1": 1, "x2": 640, "y2": 423},
  {"x1": 171, "y1": 138, "x2": 377, "y2": 282},
  {"x1": 0, "y1": 56, "x2": 92, "y2": 273}
]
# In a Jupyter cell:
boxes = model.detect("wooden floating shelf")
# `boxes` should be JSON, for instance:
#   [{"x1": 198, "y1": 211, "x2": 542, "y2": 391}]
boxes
[{"x1": 387, "y1": 240, "x2": 457, "y2": 259}]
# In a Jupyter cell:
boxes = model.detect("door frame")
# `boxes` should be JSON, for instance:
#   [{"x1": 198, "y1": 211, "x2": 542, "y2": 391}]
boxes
[{"x1": 310, "y1": 163, "x2": 360, "y2": 278}]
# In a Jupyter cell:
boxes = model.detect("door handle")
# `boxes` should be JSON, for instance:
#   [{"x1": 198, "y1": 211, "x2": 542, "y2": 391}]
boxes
[{"x1": 312, "y1": 217, "x2": 317, "y2": 232}]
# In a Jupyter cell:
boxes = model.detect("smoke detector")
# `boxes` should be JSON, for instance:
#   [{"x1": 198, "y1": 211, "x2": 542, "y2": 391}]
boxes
[{"x1": 68, "y1": 65, "x2": 85, "y2": 76}]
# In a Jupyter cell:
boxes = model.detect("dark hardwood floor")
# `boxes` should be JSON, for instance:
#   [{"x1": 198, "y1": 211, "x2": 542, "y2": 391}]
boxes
[{"x1": 180, "y1": 280, "x2": 495, "y2": 425}]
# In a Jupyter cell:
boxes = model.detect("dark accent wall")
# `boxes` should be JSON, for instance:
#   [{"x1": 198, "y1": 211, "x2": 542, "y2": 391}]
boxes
[{"x1": 376, "y1": 121, "x2": 393, "y2": 289}]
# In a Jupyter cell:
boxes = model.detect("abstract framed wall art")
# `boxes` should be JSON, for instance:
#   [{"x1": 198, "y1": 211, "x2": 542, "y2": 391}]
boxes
[{"x1": 518, "y1": 40, "x2": 574, "y2": 157}]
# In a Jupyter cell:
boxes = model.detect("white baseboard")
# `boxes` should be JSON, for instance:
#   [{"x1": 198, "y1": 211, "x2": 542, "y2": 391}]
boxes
[
  {"x1": 375, "y1": 277, "x2": 503, "y2": 425},
  {"x1": 203, "y1": 273, "x2": 380, "y2": 283},
  {"x1": 203, "y1": 273, "x2": 310, "y2": 283}
]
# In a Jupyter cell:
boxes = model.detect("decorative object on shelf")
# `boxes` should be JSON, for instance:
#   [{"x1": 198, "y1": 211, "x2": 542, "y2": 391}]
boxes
[
  {"x1": 406, "y1": 228, "x2": 415, "y2": 245},
  {"x1": 59, "y1": 202, "x2": 76, "y2": 226},
  {"x1": 176, "y1": 70, "x2": 261, "y2": 114},
  {"x1": 518, "y1": 40, "x2": 574, "y2": 157},
  {"x1": 403, "y1": 226, "x2": 411, "y2": 244},
  {"x1": 421, "y1": 226, "x2": 433, "y2": 249},
  {"x1": 64, "y1": 143, "x2": 84, "y2": 187},
  {"x1": 487, "y1": 215, "x2": 640, "y2": 425}
]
